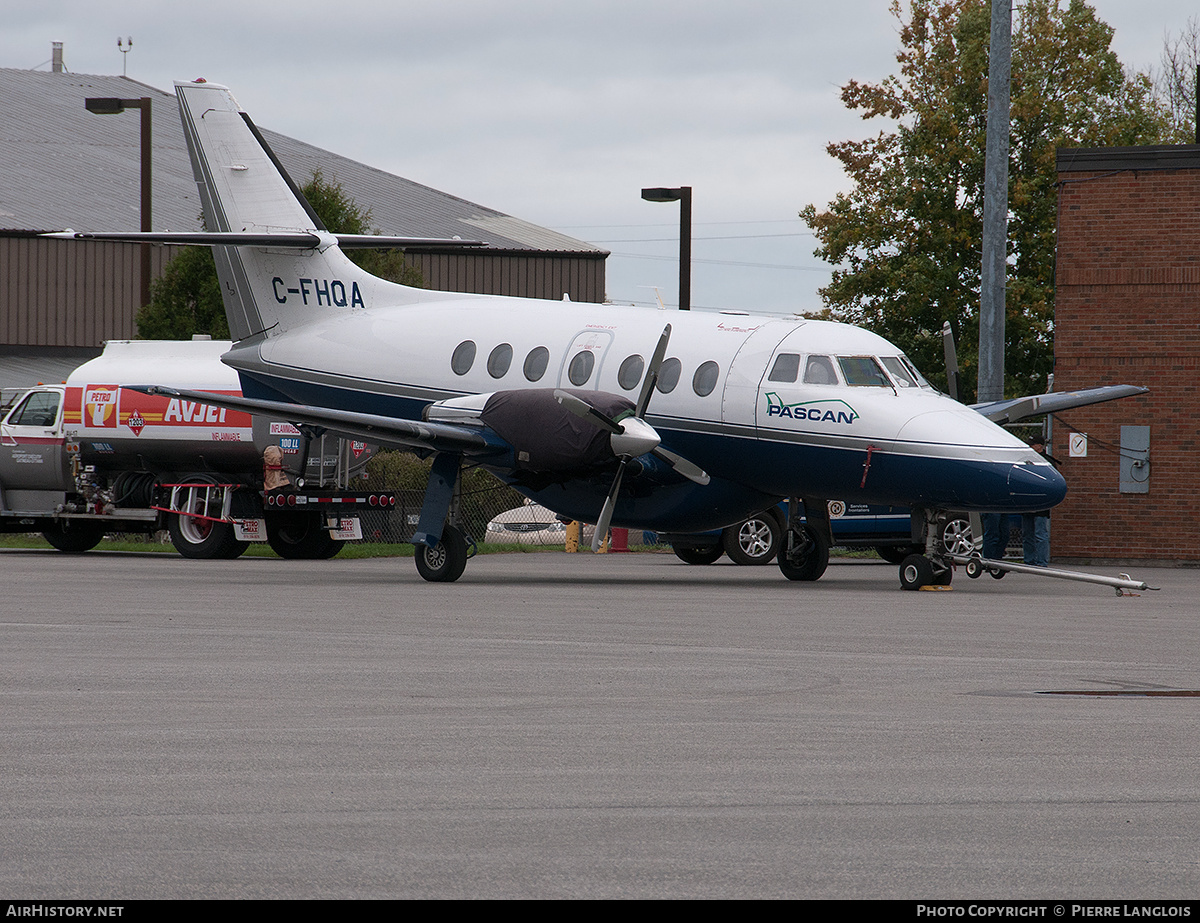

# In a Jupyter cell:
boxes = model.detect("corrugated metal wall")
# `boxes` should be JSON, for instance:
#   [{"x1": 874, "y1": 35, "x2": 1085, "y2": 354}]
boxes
[
  {"x1": 1, "y1": 237, "x2": 171, "y2": 349},
  {"x1": 1, "y1": 238, "x2": 607, "y2": 350},
  {"x1": 405, "y1": 251, "x2": 606, "y2": 303}
]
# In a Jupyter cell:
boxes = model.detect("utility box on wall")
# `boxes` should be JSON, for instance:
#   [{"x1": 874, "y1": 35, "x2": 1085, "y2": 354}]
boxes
[{"x1": 1118, "y1": 426, "x2": 1150, "y2": 494}]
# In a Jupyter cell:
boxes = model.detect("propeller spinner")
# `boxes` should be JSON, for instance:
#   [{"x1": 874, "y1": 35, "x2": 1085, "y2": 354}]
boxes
[{"x1": 554, "y1": 324, "x2": 709, "y2": 551}]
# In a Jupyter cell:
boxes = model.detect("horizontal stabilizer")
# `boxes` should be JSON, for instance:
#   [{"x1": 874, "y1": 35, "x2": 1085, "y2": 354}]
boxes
[{"x1": 43, "y1": 230, "x2": 486, "y2": 250}]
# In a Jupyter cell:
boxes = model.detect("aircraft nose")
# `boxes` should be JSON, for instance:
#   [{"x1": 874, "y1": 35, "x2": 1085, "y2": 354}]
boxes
[{"x1": 1006, "y1": 461, "x2": 1067, "y2": 509}]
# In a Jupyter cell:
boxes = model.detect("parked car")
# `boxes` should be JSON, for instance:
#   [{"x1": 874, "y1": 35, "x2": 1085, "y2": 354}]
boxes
[
  {"x1": 485, "y1": 502, "x2": 595, "y2": 546},
  {"x1": 663, "y1": 502, "x2": 979, "y2": 566}
]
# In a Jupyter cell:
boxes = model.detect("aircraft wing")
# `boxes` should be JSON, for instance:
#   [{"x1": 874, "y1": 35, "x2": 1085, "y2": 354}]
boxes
[
  {"x1": 971, "y1": 385, "x2": 1149, "y2": 425},
  {"x1": 125, "y1": 386, "x2": 509, "y2": 458}
]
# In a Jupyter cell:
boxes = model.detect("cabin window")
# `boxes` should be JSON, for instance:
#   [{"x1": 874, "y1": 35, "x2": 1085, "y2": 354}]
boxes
[
  {"x1": 803, "y1": 355, "x2": 838, "y2": 385},
  {"x1": 692, "y1": 361, "x2": 719, "y2": 397},
  {"x1": 8, "y1": 391, "x2": 60, "y2": 427},
  {"x1": 880, "y1": 355, "x2": 917, "y2": 388},
  {"x1": 523, "y1": 346, "x2": 549, "y2": 381},
  {"x1": 568, "y1": 350, "x2": 595, "y2": 386},
  {"x1": 656, "y1": 357, "x2": 682, "y2": 394},
  {"x1": 837, "y1": 355, "x2": 891, "y2": 387},
  {"x1": 617, "y1": 355, "x2": 644, "y2": 391},
  {"x1": 768, "y1": 353, "x2": 800, "y2": 383},
  {"x1": 487, "y1": 343, "x2": 513, "y2": 379},
  {"x1": 451, "y1": 340, "x2": 476, "y2": 376}
]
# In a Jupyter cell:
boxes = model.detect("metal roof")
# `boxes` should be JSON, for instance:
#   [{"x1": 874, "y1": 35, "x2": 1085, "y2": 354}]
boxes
[
  {"x1": 1058, "y1": 144, "x2": 1200, "y2": 173},
  {"x1": 0, "y1": 68, "x2": 604, "y2": 255},
  {"x1": 0, "y1": 351, "x2": 96, "y2": 397}
]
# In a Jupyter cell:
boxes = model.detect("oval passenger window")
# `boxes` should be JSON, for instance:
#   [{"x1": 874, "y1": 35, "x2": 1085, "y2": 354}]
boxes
[{"x1": 451, "y1": 340, "x2": 476, "y2": 376}]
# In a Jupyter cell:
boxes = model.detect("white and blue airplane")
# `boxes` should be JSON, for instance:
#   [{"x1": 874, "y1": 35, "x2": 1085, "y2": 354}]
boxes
[{"x1": 54, "y1": 80, "x2": 1140, "y2": 588}]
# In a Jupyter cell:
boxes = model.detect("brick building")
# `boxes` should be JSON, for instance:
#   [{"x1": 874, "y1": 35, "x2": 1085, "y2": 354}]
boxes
[{"x1": 1053, "y1": 145, "x2": 1200, "y2": 561}]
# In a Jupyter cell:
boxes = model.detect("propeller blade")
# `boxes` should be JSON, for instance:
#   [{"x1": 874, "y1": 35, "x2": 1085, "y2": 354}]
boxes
[
  {"x1": 592, "y1": 459, "x2": 627, "y2": 552},
  {"x1": 554, "y1": 389, "x2": 622, "y2": 434},
  {"x1": 942, "y1": 320, "x2": 959, "y2": 402},
  {"x1": 635, "y1": 324, "x2": 672, "y2": 419},
  {"x1": 652, "y1": 446, "x2": 710, "y2": 485}
]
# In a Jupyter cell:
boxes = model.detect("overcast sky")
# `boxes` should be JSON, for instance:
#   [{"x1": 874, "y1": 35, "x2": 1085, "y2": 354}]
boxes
[{"x1": 5, "y1": 0, "x2": 1195, "y2": 314}]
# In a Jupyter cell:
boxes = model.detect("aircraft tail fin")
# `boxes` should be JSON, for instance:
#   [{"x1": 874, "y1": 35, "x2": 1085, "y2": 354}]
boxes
[{"x1": 174, "y1": 80, "x2": 428, "y2": 341}]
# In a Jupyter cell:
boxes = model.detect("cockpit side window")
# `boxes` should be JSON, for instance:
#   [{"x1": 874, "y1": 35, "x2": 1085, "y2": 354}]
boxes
[
  {"x1": 880, "y1": 356, "x2": 917, "y2": 388},
  {"x1": 768, "y1": 353, "x2": 800, "y2": 383},
  {"x1": 900, "y1": 355, "x2": 933, "y2": 389},
  {"x1": 837, "y1": 356, "x2": 891, "y2": 387},
  {"x1": 803, "y1": 355, "x2": 838, "y2": 385}
]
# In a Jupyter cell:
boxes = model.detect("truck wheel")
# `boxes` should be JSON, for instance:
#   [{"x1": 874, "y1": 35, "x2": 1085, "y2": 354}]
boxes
[
  {"x1": 42, "y1": 522, "x2": 106, "y2": 553},
  {"x1": 169, "y1": 511, "x2": 246, "y2": 559},
  {"x1": 723, "y1": 512, "x2": 782, "y2": 565},
  {"x1": 672, "y1": 544, "x2": 724, "y2": 565},
  {"x1": 415, "y1": 524, "x2": 468, "y2": 582},
  {"x1": 266, "y1": 512, "x2": 341, "y2": 559}
]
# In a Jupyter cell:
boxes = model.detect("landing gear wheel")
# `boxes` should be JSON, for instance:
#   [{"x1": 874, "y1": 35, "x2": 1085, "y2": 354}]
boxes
[
  {"x1": 266, "y1": 512, "x2": 341, "y2": 559},
  {"x1": 899, "y1": 553, "x2": 934, "y2": 590},
  {"x1": 415, "y1": 524, "x2": 468, "y2": 582},
  {"x1": 932, "y1": 565, "x2": 953, "y2": 586},
  {"x1": 41, "y1": 521, "x2": 105, "y2": 553},
  {"x1": 672, "y1": 544, "x2": 724, "y2": 565},
  {"x1": 778, "y1": 524, "x2": 830, "y2": 581},
  {"x1": 169, "y1": 478, "x2": 248, "y2": 560},
  {"x1": 723, "y1": 513, "x2": 782, "y2": 565}
]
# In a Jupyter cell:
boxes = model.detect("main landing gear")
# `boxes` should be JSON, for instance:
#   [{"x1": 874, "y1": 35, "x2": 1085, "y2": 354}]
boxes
[
  {"x1": 411, "y1": 452, "x2": 475, "y2": 583},
  {"x1": 777, "y1": 498, "x2": 831, "y2": 582}
]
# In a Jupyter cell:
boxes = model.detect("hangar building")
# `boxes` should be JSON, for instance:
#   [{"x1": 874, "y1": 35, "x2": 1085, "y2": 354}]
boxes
[{"x1": 0, "y1": 60, "x2": 607, "y2": 394}]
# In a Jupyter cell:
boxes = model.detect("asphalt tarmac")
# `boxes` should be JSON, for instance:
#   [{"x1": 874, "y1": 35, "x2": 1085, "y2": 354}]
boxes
[{"x1": 1, "y1": 549, "x2": 1196, "y2": 899}]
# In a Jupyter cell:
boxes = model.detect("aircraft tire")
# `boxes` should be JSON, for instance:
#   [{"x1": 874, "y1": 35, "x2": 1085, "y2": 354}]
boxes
[
  {"x1": 899, "y1": 553, "x2": 934, "y2": 590},
  {"x1": 672, "y1": 544, "x2": 724, "y2": 565},
  {"x1": 41, "y1": 521, "x2": 106, "y2": 554},
  {"x1": 723, "y1": 512, "x2": 782, "y2": 565},
  {"x1": 415, "y1": 524, "x2": 468, "y2": 582},
  {"x1": 266, "y1": 512, "x2": 341, "y2": 560},
  {"x1": 778, "y1": 525, "x2": 829, "y2": 581}
]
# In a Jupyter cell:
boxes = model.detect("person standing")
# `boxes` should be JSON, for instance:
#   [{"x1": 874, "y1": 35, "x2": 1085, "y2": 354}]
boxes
[{"x1": 1022, "y1": 437, "x2": 1058, "y2": 566}]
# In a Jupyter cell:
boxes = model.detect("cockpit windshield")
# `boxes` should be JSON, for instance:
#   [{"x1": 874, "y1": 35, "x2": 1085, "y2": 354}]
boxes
[{"x1": 836, "y1": 356, "x2": 891, "y2": 387}]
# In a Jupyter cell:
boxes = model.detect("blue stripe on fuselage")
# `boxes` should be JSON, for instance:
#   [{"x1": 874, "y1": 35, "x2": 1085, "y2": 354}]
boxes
[{"x1": 237, "y1": 370, "x2": 1066, "y2": 518}]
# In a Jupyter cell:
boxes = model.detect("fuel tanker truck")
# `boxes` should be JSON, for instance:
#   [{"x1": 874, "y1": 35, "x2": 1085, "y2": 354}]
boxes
[{"x1": 0, "y1": 339, "x2": 395, "y2": 558}]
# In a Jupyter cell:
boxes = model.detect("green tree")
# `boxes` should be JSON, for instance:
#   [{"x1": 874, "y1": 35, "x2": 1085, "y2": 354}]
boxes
[
  {"x1": 136, "y1": 171, "x2": 424, "y2": 339},
  {"x1": 800, "y1": 0, "x2": 1171, "y2": 401}
]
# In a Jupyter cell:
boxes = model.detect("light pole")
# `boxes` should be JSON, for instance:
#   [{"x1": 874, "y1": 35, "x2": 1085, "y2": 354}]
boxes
[
  {"x1": 641, "y1": 186, "x2": 691, "y2": 311},
  {"x1": 85, "y1": 96, "x2": 152, "y2": 310}
]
